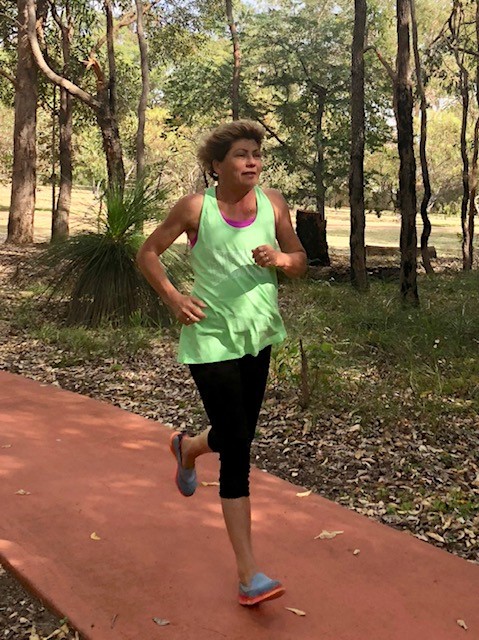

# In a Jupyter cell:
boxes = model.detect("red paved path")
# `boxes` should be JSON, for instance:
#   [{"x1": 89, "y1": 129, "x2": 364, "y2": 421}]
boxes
[{"x1": 1, "y1": 371, "x2": 478, "y2": 640}]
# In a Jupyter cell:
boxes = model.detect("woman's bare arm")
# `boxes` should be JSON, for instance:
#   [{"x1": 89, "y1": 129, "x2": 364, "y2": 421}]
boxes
[
  {"x1": 253, "y1": 189, "x2": 307, "y2": 278},
  {"x1": 137, "y1": 194, "x2": 207, "y2": 323}
]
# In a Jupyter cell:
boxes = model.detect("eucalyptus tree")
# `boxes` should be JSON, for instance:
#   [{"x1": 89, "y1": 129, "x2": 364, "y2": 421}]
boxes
[
  {"x1": 45, "y1": 0, "x2": 100, "y2": 241},
  {"x1": 225, "y1": 0, "x2": 241, "y2": 119},
  {"x1": 242, "y1": 1, "x2": 354, "y2": 265},
  {"x1": 135, "y1": 0, "x2": 148, "y2": 181},
  {"x1": 396, "y1": 0, "x2": 419, "y2": 304},
  {"x1": 26, "y1": 0, "x2": 126, "y2": 192},
  {"x1": 410, "y1": 0, "x2": 433, "y2": 274},
  {"x1": 429, "y1": 0, "x2": 478, "y2": 270},
  {"x1": 350, "y1": 0, "x2": 368, "y2": 290},
  {"x1": 6, "y1": 0, "x2": 47, "y2": 244}
]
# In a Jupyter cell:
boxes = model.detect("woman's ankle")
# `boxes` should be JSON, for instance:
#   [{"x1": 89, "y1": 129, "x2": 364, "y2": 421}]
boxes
[
  {"x1": 238, "y1": 564, "x2": 258, "y2": 586},
  {"x1": 181, "y1": 436, "x2": 196, "y2": 469}
]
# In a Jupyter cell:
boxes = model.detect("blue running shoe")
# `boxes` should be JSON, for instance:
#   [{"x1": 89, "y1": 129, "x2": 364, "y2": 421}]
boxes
[
  {"x1": 238, "y1": 572, "x2": 285, "y2": 606},
  {"x1": 169, "y1": 432, "x2": 197, "y2": 497}
]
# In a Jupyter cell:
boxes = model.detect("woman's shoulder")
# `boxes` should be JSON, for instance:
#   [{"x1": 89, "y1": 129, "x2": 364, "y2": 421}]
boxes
[
  {"x1": 175, "y1": 191, "x2": 206, "y2": 212},
  {"x1": 170, "y1": 191, "x2": 207, "y2": 223},
  {"x1": 260, "y1": 187, "x2": 289, "y2": 213}
]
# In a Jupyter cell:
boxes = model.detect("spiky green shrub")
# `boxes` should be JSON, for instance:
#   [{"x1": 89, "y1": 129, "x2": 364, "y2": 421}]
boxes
[{"x1": 40, "y1": 181, "x2": 191, "y2": 327}]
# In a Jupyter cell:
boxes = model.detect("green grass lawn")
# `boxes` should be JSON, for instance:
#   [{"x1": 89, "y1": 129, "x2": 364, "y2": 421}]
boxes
[{"x1": 0, "y1": 183, "x2": 463, "y2": 259}]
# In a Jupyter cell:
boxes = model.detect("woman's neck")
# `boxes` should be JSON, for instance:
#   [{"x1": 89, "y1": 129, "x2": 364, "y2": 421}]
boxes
[
  {"x1": 215, "y1": 183, "x2": 257, "y2": 219},
  {"x1": 215, "y1": 183, "x2": 254, "y2": 204}
]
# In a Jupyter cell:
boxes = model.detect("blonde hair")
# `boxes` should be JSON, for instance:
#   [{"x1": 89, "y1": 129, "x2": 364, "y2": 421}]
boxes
[{"x1": 197, "y1": 120, "x2": 265, "y2": 178}]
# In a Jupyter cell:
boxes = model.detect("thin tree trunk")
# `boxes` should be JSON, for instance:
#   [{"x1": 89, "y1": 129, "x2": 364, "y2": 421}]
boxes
[
  {"x1": 466, "y1": 116, "x2": 479, "y2": 270},
  {"x1": 51, "y1": 84, "x2": 57, "y2": 224},
  {"x1": 456, "y1": 58, "x2": 471, "y2": 269},
  {"x1": 396, "y1": 0, "x2": 419, "y2": 304},
  {"x1": 410, "y1": 0, "x2": 433, "y2": 274},
  {"x1": 225, "y1": 0, "x2": 240, "y2": 120},
  {"x1": 7, "y1": 0, "x2": 40, "y2": 244},
  {"x1": 135, "y1": 0, "x2": 149, "y2": 182},
  {"x1": 313, "y1": 88, "x2": 330, "y2": 266},
  {"x1": 448, "y1": 2, "x2": 473, "y2": 270},
  {"x1": 53, "y1": 85, "x2": 72, "y2": 241},
  {"x1": 349, "y1": 0, "x2": 368, "y2": 291},
  {"x1": 52, "y1": 4, "x2": 74, "y2": 242},
  {"x1": 103, "y1": 0, "x2": 124, "y2": 190},
  {"x1": 466, "y1": 0, "x2": 479, "y2": 271}
]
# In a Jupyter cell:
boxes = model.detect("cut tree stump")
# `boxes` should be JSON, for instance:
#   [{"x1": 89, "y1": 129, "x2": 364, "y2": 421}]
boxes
[
  {"x1": 365, "y1": 245, "x2": 437, "y2": 259},
  {"x1": 296, "y1": 209, "x2": 330, "y2": 266}
]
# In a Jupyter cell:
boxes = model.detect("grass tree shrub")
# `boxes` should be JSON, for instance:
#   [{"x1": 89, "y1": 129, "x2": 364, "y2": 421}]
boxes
[{"x1": 40, "y1": 180, "x2": 189, "y2": 327}]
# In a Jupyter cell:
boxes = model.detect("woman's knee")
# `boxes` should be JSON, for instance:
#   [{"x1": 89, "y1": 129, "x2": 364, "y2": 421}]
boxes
[{"x1": 218, "y1": 439, "x2": 251, "y2": 499}]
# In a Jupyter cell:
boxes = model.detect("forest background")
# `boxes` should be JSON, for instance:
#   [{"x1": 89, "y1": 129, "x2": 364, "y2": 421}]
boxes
[{"x1": 0, "y1": 0, "x2": 471, "y2": 253}]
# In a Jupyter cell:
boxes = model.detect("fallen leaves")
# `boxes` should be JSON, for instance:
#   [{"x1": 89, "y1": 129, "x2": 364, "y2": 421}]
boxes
[
  {"x1": 153, "y1": 618, "x2": 170, "y2": 626},
  {"x1": 90, "y1": 532, "x2": 101, "y2": 541},
  {"x1": 285, "y1": 607, "x2": 306, "y2": 616},
  {"x1": 426, "y1": 531, "x2": 445, "y2": 543},
  {"x1": 296, "y1": 489, "x2": 312, "y2": 497},
  {"x1": 16, "y1": 489, "x2": 31, "y2": 495},
  {"x1": 314, "y1": 530, "x2": 344, "y2": 540},
  {"x1": 201, "y1": 481, "x2": 219, "y2": 487},
  {"x1": 457, "y1": 619, "x2": 468, "y2": 630}
]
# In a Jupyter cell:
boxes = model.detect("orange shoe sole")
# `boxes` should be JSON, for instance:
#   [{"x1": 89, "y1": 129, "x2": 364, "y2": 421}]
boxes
[{"x1": 238, "y1": 585, "x2": 285, "y2": 606}]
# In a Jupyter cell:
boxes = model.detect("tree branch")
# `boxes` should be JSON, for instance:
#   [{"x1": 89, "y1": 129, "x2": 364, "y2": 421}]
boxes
[
  {"x1": 364, "y1": 45, "x2": 396, "y2": 82},
  {"x1": 26, "y1": 0, "x2": 99, "y2": 110},
  {"x1": 89, "y1": 2, "x2": 151, "y2": 57},
  {"x1": 48, "y1": 0, "x2": 64, "y2": 31},
  {"x1": 249, "y1": 107, "x2": 312, "y2": 173},
  {"x1": 0, "y1": 67, "x2": 16, "y2": 87}
]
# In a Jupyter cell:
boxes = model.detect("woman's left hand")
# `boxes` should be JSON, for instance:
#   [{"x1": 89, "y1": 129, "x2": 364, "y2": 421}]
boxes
[{"x1": 252, "y1": 245, "x2": 279, "y2": 268}]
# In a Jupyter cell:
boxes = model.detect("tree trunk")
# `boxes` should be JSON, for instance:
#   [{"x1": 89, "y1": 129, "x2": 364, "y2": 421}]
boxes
[
  {"x1": 6, "y1": 0, "x2": 40, "y2": 244},
  {"x1": 396, "y1": 0, "x2": 419, "y2": 305},
  {"x1": 135, "y1": 0, "x2": 149, "y2": 182},
  {"x1": 410, "y1": 0, "x2": 433, "y2": 274},
  {"x1": 51, "y1": 85, "x2": 57, "y2": 222},
  {"x1": 52, "y1": 85, "x2": 72, "y2": 241},
  {"x1": 96, "y1": 103, "x2": 125, "y2": 191},
  {"x1": 52, "y1": 9, "x2": 74, "y2": 243},
  {"x1": 296, "y1": 210, "x2": 330, "y2": 266},
  {"x1": 466, "y1": 117, "x2": 479, "y2": 270},
  {"x1": 310, "y1": 86, "x2": 330, "y2": 266},
  {"x1": 225, "y1": 0, "x2": 241, "y2": 120},
  {"x1": 349, "y1": 0, "x2": 368, "y2": 291},
  {"x1": 103, "y1": 0, "x2": 124, "y2": 191},
  {"x1": 466, "y1": 0, "x2": 479, "y2": 271},
  {"x1": 26, "y1": 0, "x2": 125, "y2": 194},
  {"x1": 459, "y1": 65, "x2": 471, "y2": 270}
]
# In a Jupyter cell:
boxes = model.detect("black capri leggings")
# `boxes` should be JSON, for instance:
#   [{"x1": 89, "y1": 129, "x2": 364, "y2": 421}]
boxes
[{"x1": 189, "y1": 345, "x2": 271, "y2": 499}]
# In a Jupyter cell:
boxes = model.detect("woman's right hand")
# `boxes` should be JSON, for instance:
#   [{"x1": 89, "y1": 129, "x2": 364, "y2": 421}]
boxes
[{"x1": 168, "y1": 292, "x2": 207, "y2": 325}]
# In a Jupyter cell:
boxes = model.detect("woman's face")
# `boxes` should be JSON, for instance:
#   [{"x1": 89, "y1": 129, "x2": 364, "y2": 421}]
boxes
[{"x1": 213, "y1": 138, "x2": 262, "y2": 188}]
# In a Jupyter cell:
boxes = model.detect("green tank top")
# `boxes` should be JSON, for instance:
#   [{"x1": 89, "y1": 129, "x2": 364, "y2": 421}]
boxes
[{"x1": 177, "y1": 186, "x2": 286, "y2": 364}]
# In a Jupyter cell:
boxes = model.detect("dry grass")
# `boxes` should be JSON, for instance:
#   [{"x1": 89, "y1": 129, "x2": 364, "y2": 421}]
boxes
[
  {"x1": 0, "y1": 184, "x2": 99, "y2": 242},
  {"x1": 0, "y1": 183, "x2": 463, "y2": 259}
]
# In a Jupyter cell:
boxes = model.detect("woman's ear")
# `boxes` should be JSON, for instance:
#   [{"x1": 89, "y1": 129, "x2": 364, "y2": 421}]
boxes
[{"x1": 212, "y1": 159, "x2": 220, "y2": 178}]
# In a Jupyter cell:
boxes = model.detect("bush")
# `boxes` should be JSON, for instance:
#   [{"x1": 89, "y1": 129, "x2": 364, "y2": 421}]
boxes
[{"x1": 38, "y1": 180, "x2": 190, "y2": 327}]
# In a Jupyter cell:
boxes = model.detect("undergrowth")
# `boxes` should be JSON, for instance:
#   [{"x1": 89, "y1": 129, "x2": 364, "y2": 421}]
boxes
[{"x1": 274, "y1": 271, "x2": 479, "y2": 430}]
